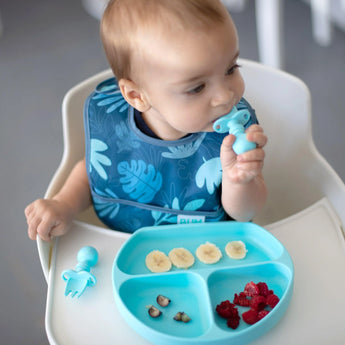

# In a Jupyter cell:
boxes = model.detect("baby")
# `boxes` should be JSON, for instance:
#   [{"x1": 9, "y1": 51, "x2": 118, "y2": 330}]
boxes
[{"x1": 25, "y1": 0, "x2": 267, "y2": 240}]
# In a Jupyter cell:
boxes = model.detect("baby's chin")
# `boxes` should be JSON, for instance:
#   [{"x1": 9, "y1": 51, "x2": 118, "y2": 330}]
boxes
[
  {"x1": 206, "y1": 123, "x2": 218, "y2": 133},
  {"x1": 185, "y1": 122, "x2": 216, "y2": 135}
]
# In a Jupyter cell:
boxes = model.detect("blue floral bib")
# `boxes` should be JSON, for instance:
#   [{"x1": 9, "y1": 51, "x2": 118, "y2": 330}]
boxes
[{"x1": 84, "y1": 78, "x2": 258, "y2": 233}]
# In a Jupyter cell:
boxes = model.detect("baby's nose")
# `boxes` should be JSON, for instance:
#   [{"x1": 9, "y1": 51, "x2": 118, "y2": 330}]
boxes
[{"x1": 211, "y1": 85, "x2": 234, "y2": 108}]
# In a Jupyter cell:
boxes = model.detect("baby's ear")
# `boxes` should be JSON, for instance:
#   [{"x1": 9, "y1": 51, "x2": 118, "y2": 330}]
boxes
[{"x1": 118, "y1": 79, "x2": 150, "y2": 112}]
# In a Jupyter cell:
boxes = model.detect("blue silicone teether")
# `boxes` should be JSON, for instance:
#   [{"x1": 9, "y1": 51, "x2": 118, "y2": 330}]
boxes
[
  {"x1": 213, "y1": 106, "x2": 256, "y2": 154},
  {"x1": 61, "y1": 246, "x2": 98, "y2": 298}
]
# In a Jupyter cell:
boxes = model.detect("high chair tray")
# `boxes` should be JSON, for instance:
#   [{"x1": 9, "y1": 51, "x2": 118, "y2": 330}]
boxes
[
  {"x1": 112, "y1": 222, "x2": 294, "y2": 345},
  {"x1": 45, "y1": 198, "x2": 345, "y2": 345}
]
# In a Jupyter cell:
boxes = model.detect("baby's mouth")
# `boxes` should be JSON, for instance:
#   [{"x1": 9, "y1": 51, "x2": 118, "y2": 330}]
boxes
[{"x1": 212, "y1": 109, "x2": 232, "y2": 123}]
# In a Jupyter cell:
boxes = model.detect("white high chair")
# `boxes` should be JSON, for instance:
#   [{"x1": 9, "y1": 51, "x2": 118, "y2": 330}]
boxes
[{"x1": 39, "y1": 59, "x2": 345, "y2": 345}]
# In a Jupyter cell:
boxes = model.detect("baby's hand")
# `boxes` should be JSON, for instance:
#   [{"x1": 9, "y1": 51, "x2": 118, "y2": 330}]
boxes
[
  {"x1": 25, "y1": 199, "x2": 74, "y2": 242},
  {"x1": 220, "y1": 124, "x2": 267, "y2": 184}
]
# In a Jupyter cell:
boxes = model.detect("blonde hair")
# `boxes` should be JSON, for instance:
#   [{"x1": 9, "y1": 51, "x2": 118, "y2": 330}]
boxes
[{"x1": 100, "y1": 0, "x2": 228, "y2": 80}]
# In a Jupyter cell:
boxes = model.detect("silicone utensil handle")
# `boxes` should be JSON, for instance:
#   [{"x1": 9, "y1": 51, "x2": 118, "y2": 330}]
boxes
[
  {"x1": 213, "y1": 106, "x2": 256, "y2": 154},
  {"x1": 61, "y1": 246, "x2": 98, "y2": 298},
  {"x1": 75, "y1": 246, "x2": 99, "y2": 272}
]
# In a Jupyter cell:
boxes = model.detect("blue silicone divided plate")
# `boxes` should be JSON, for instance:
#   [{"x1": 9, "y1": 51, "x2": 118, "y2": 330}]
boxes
[{"x1": 112, "y1": 221, "x2": 294, "y2": 345}]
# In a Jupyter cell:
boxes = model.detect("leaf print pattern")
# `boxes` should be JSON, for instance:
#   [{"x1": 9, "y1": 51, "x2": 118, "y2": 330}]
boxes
[
  {"x1": 151, "y1": 207, "x2": 177, "y2": 226},
  {"x1": 195, "y1": 157, "x2": 222, "y2": 194},
  {"x1": 98, "y1": 83, "x2": 116, "y2": 93},
  {"x1": 90, "y1": 139, "x2": 112, "y2": 180},
  {"x1": 85, "y1": 78, "x2": 244, "y2": 231},
  {"x1": 118, "y1": 160, "x2": 162, "y2": 203},
  {"x1": 152, "y1": 197, "x2": 205, "y2": 226},
  {"x1": 162, "y1": 132, "x2": 206, "y2": 159},
  {"x1": 92, "y1": 89, "x2": 128, "y2": 114},
  {"x1": 115, "y1": 120, "x2": 141, "y2": 153},
  {"x1": 93, "y1": 188, "x2": 120, "y2": 219},
  {"x1": 183, "y1": 199, "x2": 206, "y2": 211}
]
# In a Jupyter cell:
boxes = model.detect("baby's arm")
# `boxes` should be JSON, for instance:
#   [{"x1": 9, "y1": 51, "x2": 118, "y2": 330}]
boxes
[
  {"x1": 220, "y1": 125, "x2": 267, "y2": 222},
  {"x1": 25, "y1": 159, "x2": 92, "y2": 241}
]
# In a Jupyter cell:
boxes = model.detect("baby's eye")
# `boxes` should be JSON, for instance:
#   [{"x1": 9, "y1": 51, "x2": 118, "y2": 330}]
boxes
[
  {"x1": 187, "y1": 83, "x2": 205, "y2": 95},
  {"x1": 226, "y1": 63, "x2": 241, "y2": 75}
]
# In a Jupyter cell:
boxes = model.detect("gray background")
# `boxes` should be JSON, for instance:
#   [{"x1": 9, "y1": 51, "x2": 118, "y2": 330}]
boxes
[{"x1": 0, "y1": 0, "x2": 344, "y2": 344}]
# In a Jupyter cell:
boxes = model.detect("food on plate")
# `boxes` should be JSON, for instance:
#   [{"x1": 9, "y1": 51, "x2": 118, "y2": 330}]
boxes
[
  {"x1": 145, "y1": 239, "x2": 247, "y2": 269},
  {"x1": 215, "y1": 300, "x2": 240, "y2": 329},
  {"x1": 243, "y1": 281, "x2": 260, "y2": 297},
  {"x1": 156, "y1": 294, "x2": 171, "y2": 307},
  {"x1": 241, "y1": 309, "x2": 260, "y2": 325},
  {"x1": 168, "y1": 248, "x2": 195, "y2": 269},
  {"x1": 225, "y1": 240, "x2": 248, "y2": 259},
  {"x1": 196, "y1": 242, "x2": 222, "y2": 264},
  {"x1": 266, "y1": 294, "x2": 280, "y2": 308},
  {"x1": 145, "y1": 250, "x2": 172, "y2": 273},
  {"x1": 173, "y1": 312, "x2": 191, "y2": 323},
  {"x1": 147, "y1": 305, "x2": 162, "y2": 318},
  {"x1": 216, "y1": 281, "x2": 280, "y2": 329},
  {"x1": 146, "y1": 295, "x2": 192, "y2": 324}
]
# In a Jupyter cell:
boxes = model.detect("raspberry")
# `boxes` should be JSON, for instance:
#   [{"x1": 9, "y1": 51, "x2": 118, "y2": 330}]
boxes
[
  {"x1": 266, "y1": 294, "x2": 279, "y2": 308},
  {"x1": 216, "y1": 300, "x2": 239, "y2": 319},
  {"x1": 249, "y1": 295, "x2": 267, "y2": 311},
  {"x1": 257, "y1": 282, "x2": 272, "y2": 297},
  {"x1": 216, "y1": 281, "x2": 278, "y2": 330},
  {"x1": 227, "y1": 315, "x2": 240, "y2": 329},
  {"x1": 233, "y1": 292, "x2": 250, "y2": 307},
  {"x1": 244, "y1": 281, "x2": 260, "y2": 297},
  {"x1": 242, "y1": 309, "x2": 260, "y2": 325},
  {"x1": 258, "y1": 309, "x2": 269, "y2": 320}
]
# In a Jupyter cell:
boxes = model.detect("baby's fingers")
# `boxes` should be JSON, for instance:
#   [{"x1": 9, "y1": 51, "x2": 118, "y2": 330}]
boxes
[
  {"x1": 246, "y1": 125, "x2": 267, "y2": 148},
  {"x1": 237, "y1": 147, "x2": 265, "y2": 163},
  {"x1": 246, "y1": 124, "x2": 263, "y2": 133},
  {"x1": 221, "y1": 134, "x2": 236, "y2": 151},
  {"x1": 220, "y1": 134, "x2": 237, "y2": 166},
  {"x1": 27, "y1": 216, "x2": 41, "y2": 240},
  {"x1": 37, "y1": 218, "x2": 57, "y2": 242},
  {"x1": 25, "y1": 204, "x2": 40, "y2": 240},
  {"x1": 25, "y1": 200, "x2": 58, "y2": 241}
]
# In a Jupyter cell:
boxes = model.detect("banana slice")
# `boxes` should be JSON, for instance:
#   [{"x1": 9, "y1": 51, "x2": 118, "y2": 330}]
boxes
[
  {"x1": 145, "y1": 250, "x2": 172, "y2": 273},
  {"x1": 225, "y1": 241, "x2": 247, "y2": 259},
  {"x1": 169, "y1": 248, "x2": 195, "y2": 269},
  {"x1": 196, "y1": 242, "x2": 222, "y2": 264}
]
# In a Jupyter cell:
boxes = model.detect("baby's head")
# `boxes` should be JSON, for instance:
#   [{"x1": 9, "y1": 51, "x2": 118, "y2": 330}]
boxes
[
  {"x1": 101, "y1": 0, "x2": 229, "y2": 80},
  {"x1": 100, "y1": 0, "x2": 244, "y2": 140}
]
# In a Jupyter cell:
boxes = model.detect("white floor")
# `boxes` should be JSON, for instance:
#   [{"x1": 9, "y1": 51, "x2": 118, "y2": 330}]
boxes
[{"x1": 0, "y1": 0, "x2": 344, "y2": 344}]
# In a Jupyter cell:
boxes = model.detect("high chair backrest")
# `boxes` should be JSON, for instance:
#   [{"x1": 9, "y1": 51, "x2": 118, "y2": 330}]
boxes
[
  {"x1": 37, "y1": 59, "x2": 345, "y2": 280},
  {"x1": 239, "y1": 60, "x2": 345, "y2": 227}
]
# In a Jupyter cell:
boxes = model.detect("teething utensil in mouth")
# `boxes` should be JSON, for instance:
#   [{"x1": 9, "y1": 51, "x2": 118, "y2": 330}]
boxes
[{"x1": 213, "y1": 106, "x2": 256, "y2": 154}]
